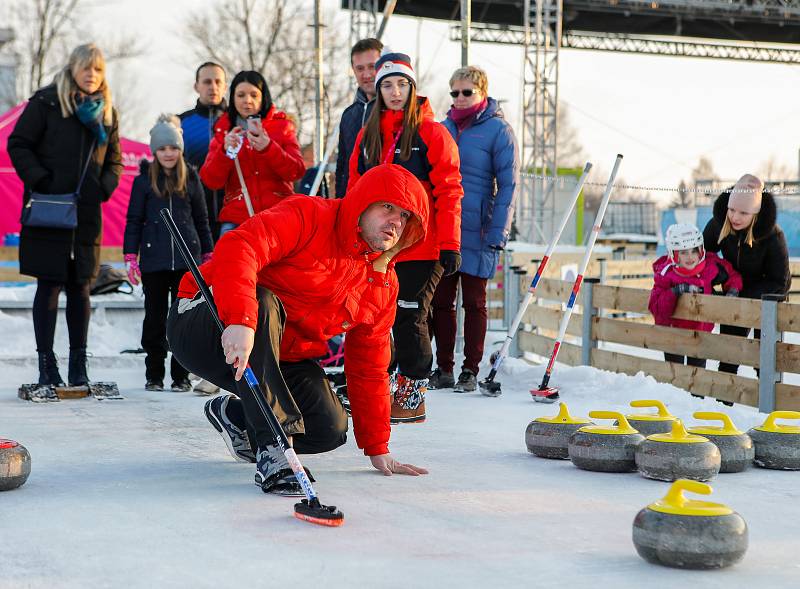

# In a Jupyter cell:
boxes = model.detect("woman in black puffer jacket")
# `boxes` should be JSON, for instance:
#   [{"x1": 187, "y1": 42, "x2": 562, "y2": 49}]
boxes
[
  {"x1": 124, "y1": 115, "x2": 213, "y2": 391},
  {"x1": 8, "y1": 43, "x2": 123, "y2": 388},
  {"x1": 702, "y1": 174, "x2": 791, "y2": 374}
]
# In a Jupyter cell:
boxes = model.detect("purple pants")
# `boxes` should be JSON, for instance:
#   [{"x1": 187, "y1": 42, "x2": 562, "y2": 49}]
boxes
[{"x1": 431, "y1": 272, "x2": 488, "y2": 375}]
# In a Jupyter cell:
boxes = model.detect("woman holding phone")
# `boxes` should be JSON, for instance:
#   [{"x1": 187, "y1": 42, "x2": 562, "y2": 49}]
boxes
[{"x1": 200, "y1": 70, "x2": 304, "y2": 236}]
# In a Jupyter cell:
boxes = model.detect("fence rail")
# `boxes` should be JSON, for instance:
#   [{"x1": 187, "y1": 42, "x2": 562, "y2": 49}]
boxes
[{"x1": 493, "y1": 258, "x2": 800, "y2": 411}]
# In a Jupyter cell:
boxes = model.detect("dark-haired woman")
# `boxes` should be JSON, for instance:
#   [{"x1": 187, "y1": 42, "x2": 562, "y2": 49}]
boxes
[
  {"x1": 200, "y1": 70, "x2": 304, "y2": 235},
  {"x1": 348, "y1": 52, "x2": 463, "y2": 424},
  {"x1": 124, "y1": 115, "x2": 213, "y2": 391}
]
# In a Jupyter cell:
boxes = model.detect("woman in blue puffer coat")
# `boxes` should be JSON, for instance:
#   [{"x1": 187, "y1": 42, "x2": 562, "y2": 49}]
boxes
[{"x1": 430, "y1": 66, "x2": 519, "y2": 392}]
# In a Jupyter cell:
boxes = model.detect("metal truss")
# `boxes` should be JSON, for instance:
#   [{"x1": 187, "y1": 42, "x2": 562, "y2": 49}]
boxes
[
  {"x1": 348, "y1": 0, "x2": 378, "y2": 48},
  {"x1": 567, "y1": 0, "x2": 800, "y2": 22},
  {"x1": 451, "y1": 23, "x2": 800, "y2": 65},
  {"x1": 519, "y1": 0, "x2": 562, "y2": 244}
]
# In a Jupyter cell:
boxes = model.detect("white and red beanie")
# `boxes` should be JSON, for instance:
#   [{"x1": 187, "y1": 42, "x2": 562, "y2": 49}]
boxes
[{"x1": 374, "y1": 50, "x2": 416, "y2": 89}]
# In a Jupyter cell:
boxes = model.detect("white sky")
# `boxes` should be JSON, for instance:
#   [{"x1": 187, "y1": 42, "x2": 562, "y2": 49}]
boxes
[{"x1": 90, "y1": 0, "x2": 800, "y2": 203}]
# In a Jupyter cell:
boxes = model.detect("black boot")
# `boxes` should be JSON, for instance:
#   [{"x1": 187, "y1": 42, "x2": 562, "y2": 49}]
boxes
[
  {"x1": 68, "y1": 347, "x2": 89, "y2": 387},
  {"x1": 37, "y1": 350, "x2": 65, "y2": 386}
]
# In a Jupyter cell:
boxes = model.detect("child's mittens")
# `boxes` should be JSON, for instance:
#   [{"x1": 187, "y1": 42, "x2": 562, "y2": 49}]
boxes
[
  {"x1": 672, "y1": 283, "x2": 702, "y2": 295},
  {"x1": 201, "y1": 252, "x2": 213, "y2": 264},
  {"x1": 725, "y1": 289, "x2": 740, "y2": 297},
  {"x1": 124, "y1": 253, "x2": 141, "y2": 286}
]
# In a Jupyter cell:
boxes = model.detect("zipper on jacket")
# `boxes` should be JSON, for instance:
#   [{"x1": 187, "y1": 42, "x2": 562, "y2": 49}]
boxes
[{"x1": 169, "y1": 195, "x2": 175, "y2": 270}]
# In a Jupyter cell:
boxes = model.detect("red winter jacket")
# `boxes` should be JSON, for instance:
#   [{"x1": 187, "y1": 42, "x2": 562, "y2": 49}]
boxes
[
  {"x1": 348, "y1": 97, "x2": 463, "y2": 262},
  {"x1": 200, "y1": 107, "x2": 305, "y2": 225},
  {"x1": 648, "y1": 254, "x2": 743, "y2": 332},
  {"x1": 178, "y1": 164, "x2": 429, "y2": 456}
]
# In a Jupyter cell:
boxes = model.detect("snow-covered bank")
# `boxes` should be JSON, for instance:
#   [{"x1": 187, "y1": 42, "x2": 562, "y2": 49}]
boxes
[{"x1": 1, "y1": 356, "x2": 798, "y2": 588}]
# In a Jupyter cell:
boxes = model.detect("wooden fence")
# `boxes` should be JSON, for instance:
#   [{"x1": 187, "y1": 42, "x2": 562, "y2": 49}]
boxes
[{"x1": 499, "y1": 272, "x2": 800, "y2": 412}]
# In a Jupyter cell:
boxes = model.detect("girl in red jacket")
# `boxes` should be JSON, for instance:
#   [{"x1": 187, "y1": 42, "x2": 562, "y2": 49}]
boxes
[
  {"x1": 648, "y1": 223, "x2": 742, "y2": 368},
  {"x1": 200, "y1": 70, "x2": 304, "y2": 235},
  {"x1": 348, "y1": 51, "x2": 463, "y2": 424}
]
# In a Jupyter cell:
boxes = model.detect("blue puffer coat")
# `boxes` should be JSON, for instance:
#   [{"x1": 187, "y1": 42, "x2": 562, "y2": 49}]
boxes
[
  {"x1": 123, "y1": 160, "x2": 214, "y2": 273},
  {"x1": 442, "y1": 98, "x2": 519, "y2": 279}
]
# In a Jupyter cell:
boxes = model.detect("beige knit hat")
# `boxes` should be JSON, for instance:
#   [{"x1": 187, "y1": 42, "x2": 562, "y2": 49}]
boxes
[{"x1": 728, "y1": 174, "x2": 764, "y2": 214}]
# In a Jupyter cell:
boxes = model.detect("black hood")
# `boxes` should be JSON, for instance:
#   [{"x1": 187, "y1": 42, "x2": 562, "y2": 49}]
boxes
[
  {"x1": 712, "y1": 188, "x2": 778, "y2": 241},
  {"x1": 138, "y1": 158, "x2": 151, "y2": 175}
]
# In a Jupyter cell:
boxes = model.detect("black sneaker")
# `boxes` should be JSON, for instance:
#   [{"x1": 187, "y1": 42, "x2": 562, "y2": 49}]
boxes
[
  {"x1": 171, "y1": 378, "x2": 192, "y2": 392},
  {"x1": 255, "y1": 443, "x2": 305, "y2": 496},
  {"x1": 428, "y1": 368, "x2": 455, "y2": 390},
  {"x1": 145, "y1": 380, "x2": 164, "y2": 391},
  {"x1": 204, "y1": 394, "x2": 256, "y2": 463},
  {"x1": 453, "y1": 369, "x2": 477, "y2": 393}
]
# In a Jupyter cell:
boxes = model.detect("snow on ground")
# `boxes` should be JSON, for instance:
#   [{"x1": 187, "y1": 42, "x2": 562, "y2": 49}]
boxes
[{"x1": 2, "y1": 332, "x2": 800, "y2": 588}]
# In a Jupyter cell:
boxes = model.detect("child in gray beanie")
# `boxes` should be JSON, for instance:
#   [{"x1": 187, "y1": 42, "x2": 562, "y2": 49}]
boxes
[{"x1": 123, "y1": 113, "x2": 213, "y2": 392}]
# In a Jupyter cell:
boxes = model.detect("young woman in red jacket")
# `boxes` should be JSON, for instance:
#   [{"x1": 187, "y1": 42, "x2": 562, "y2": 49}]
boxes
[
  {"x1": 200, "y1": 70, "x2": 304, "y2": 235},
  {"x1": 348, "y1": 51, "x2": 463, "y2": 424}
]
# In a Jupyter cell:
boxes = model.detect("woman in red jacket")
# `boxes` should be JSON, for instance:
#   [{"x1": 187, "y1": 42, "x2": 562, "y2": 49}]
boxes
[
  {"x1": 348, "y1": 51, "x2": 463, "y2": 424},
  {"x1": 200, "y1": 70, "x2": 304, "y2": 235}
]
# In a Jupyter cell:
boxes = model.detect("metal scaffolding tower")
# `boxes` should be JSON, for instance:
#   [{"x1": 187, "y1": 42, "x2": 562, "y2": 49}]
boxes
[
  {"x1": 349, "y1": 0, "x2": 379, "y2": 47},
  {"x1": 520, "y1": 0, "x2": 562, "y2": 244}
]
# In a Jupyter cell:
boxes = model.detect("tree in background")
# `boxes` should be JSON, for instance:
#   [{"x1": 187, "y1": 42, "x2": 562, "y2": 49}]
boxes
[
  {"x1": 0, "y1": 0, "x2": 144, "y2": 136},
  {"x1": 185, "y1": 0, "x2": 352, "y2": 146}
]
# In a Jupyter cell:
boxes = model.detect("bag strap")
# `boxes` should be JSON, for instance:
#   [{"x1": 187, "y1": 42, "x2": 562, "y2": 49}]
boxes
[{"x1": 75, "y1": 138, "x2": 97, "y2": 196}]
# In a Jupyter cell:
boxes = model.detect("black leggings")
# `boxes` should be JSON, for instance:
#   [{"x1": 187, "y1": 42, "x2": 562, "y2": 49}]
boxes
[
  {"x1": 32, "y1": 273, "x2": 91, "y2": 352},
  {"x1": 166, "y1": 287, "x2": 348, "y2": 453}
]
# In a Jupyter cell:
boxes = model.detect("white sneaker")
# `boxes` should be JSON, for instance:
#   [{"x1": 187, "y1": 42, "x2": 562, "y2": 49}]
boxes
[{"x1": 193, "y1": 379, "x2": 220, "y2": 395}]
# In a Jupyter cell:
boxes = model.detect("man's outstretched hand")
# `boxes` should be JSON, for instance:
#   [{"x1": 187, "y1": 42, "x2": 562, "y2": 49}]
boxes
[
  {"x1": 221, "y1": 324, "x2": 255, "y2": 381},
  {"x1": 370, "y1": 453, "x2": 429, "y2": 476}
]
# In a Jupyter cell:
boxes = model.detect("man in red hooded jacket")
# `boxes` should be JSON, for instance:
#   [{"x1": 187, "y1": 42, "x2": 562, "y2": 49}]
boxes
[{"x1": 166, "y1": 164, "x2": 430, "y2": 495}]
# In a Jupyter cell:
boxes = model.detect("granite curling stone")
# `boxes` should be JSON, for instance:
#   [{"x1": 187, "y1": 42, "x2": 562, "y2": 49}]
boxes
[
  {"x1": 635, "y1": 420, "x2": 720, "y2": 482},
  {"x1": 632, "y1": 479, "x2": 748, "y2": 569},
  {"x1": 526, "y1": 403, "x2": 593, "y2": 459},
  {"x1": 688, "y1": 412, "x2": 754, "y2": 473},
  {"x1": 0, "y1": 439, "x2": 31, "y2": 491},
  {"x1": 568, "y1": 411, "x2": 645, "y2": 472},
  {"x1": 624, "y1": 399, "x2": 677, "y2": 436},
  {"x1": 748, "y1": 411, "x2": 800, "y2": 470}
]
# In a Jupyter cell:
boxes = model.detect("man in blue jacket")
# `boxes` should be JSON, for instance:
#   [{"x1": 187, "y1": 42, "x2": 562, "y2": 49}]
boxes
[
  {"x1": 430, "y1": 65, "x2": 519, "y2": 392},
  {"x1": 179, "y1": 62, "x2": 227, "y2": 240},
  {"x1": 334, "y1": 38, "x2": 382, "y2": 198}
]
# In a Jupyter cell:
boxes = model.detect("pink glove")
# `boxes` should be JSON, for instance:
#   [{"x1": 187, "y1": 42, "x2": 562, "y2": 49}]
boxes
[
  {"x1": 124, "y1": 253, "x2": 141, "y2": 285},
  {"x1": 201, "y1": 252, "x2": 213, "y2": 264}
]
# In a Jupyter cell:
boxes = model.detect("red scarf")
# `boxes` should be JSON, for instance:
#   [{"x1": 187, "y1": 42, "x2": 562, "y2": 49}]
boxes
[{"x1": 447, "y1": 98, "x2": 488, "y2": 132}]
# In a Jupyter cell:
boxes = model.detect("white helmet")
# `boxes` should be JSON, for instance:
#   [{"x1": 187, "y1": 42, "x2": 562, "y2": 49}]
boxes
[{"x1": 665, "y1": 223, "x2": 704, "y2": 263}]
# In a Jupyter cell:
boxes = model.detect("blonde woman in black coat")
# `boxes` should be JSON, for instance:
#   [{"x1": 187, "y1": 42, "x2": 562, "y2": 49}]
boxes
[{"x1": 8, "y1": 43, "x2": 122, "y2": 387}]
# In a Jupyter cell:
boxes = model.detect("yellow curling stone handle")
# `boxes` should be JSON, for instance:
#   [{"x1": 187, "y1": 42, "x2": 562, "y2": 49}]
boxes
[
  {"x1": 647, "y1": 419, "x2": 709, "y2": 444},
  {"x1": 648, "y1": 479, "x2": 733, "y2": 517},
  {"x1": 630, "y1": 399, "x2": 672, "y2": 417},
  {"x1": 756, "y1": 410, "x2": 800, "y2": 434},
  {"x1": 535, "y1": 402, "x2": 591, "y2": 425},
  {"x1": 690, "y1": 411, "x2": 742, "y2": 436},
  {"x1": 582, "y1": 410, "x2": 639, "y2": 435}
]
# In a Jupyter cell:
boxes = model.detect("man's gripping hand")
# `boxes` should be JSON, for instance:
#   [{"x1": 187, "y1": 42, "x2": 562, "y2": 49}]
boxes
[{"x1": 221, "y1": 324, "x2": 255, "y2": 381}]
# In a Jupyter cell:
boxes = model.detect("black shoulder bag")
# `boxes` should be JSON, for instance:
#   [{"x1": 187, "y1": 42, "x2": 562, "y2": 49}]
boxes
[{"x1": 20, "y1": 139, "x2": 97, "y2": 230}]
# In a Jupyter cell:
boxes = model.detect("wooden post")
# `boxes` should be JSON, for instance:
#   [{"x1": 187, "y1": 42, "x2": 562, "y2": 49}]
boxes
[
  {"x1": 581, "y1": 278, "x2": 599, "y2": 366},
  {"x1": 759, "y1": 294, "x2": 785, "y2": 413}
]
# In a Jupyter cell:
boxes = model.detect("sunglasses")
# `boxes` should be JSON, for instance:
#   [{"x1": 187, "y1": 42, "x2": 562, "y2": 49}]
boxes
[{"x1": 449, "y1": 89, "x2": 475, "y2": 98}]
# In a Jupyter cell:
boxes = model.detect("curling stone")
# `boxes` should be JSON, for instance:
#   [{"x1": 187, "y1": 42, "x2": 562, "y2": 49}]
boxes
[
  {"x1": 632, "y1": 479, "x2": 748, "y2": 569},
  {"x1": 635, "y1": 420, "x2": 720, "y2": 482},
  {"x1": 526, "y1": 403, "x2": 593, "y2": 459},
  {"x1": 0, "y1": 439, "x2": 31, "y2": 491},
  {"x1": 688, "y1": 412, "x2": 754, "y2": 473},
  {"x1": 748, "y1": 411, "x2": 800, "y2": 470},
  {"x1": 624, "y1": 399, "x2": 677, "y2": 436},
  {"x1": 568, "y1": 411, "x2": 645, "y2": 472}
]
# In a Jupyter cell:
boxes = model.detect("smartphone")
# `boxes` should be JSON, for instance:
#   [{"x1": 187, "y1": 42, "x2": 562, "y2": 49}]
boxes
[{"x1": 247, "y1": 116, "x2": 262, "y2": 135}]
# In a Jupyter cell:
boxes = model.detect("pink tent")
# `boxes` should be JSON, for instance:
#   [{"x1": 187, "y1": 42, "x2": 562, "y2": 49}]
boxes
[{"x1": 0, "y1": 102, "x2": 151, "y2": 246}]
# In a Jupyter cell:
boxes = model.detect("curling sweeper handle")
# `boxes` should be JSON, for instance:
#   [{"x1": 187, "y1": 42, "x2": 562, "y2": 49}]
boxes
[{"x1": 160, "y1": 209, "x2": 344, "y2": 527}]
